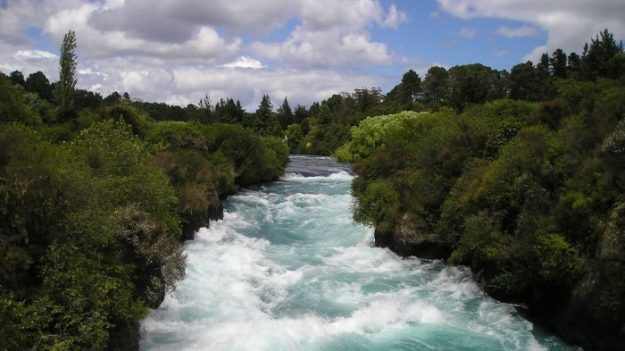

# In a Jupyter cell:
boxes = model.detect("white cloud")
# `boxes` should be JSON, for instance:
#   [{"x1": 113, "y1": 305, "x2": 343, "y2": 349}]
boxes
[
  {"x1": 44, "y1": 4, "x2": 241, "y2": 62},
  {"x1": 437, "y1": 0, "x2": 625, "y2": 61},
  {"x1": 15, "y1": 50, "x2": 58, "y2": 60},
  {"x1": 89, "y1": 0, "x2": 297, "y2": 42},
  {"x1": 0, "y1": 0, "x2": 407, "y2": 108},
  {"x1": 173, "y1": 65, "x2": 382, "y2": 109},
  {"x1": 496, "y1": 25, "x2": 539, "y2": 38},
  {"x1": 219, "y1": 56, "x2": 264, "y2": 69},
  {"x1": 381, "y1": 4, "x2": 409, "y2": 28},
  {"x1": 251, "y1": 0, "x2": 402, "y2": 68},
  {"x1": 458, "y1": 27, "x2": 478, "y2": 38}
]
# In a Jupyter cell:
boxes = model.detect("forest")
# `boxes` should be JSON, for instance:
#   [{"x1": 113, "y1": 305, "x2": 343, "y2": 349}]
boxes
[
  {"x1": 337, "y1": 30, "x2": 625, "y2": 350},
  {"x1": 0, "y1": 32, "x2": 288, "y2": 350},
  {"x1": 1, "y1": 26, "x2": 624, "y2": 350}
]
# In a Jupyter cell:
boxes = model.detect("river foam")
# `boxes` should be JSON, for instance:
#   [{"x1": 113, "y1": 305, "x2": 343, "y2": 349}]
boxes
[{"x1": 140, "y1": 156, "x2": 576, "y2": 351}]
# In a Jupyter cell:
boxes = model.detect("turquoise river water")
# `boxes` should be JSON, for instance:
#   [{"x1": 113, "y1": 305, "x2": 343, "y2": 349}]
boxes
[{"x1": 140, "y1": 156, "x2": 577, "y2": 351}]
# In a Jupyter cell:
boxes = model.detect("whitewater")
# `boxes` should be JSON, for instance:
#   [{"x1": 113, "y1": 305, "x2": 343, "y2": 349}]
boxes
[{"x1": 140, "y1": 156, "x2": 576, "y2": 351}]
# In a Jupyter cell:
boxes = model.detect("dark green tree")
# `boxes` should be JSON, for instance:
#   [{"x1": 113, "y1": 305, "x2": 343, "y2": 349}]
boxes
[
  {"x1": 250, "y1": 95, "x2": 280, "y2": 135},
  {"x1": 9, "y1": 70, "x2": 25, "y2": 87},
  {"x1": 423, "y1": 66, "x2": 449, "y2": 106},
  {"x1": 387, "y1": 69, "x2": 423, "y2": 106},
  {"x1": 401, "y1": 69, "x2": 422, "y2": 102},
  {"x1": 276, "y1": 97, "x2": 294, "y2": 129},
  {"x1": 74, "y1": 89, "x2": 102, "y2": 109},
  {"x1": 103, "y1": 91, "x2": 122, "y2": 104},
  {"x1": 25, "y1": 71, "x2": 53, "y2": 101},
  {"x1": 55, "y1": 30, "x2": 78, "y2": 118},
  {"x1": 567, "y1": 52, "x2": 582, "y2": 77},
  {"x1": 583, "y1": 29, "x2": 623, "y2": 79},
  {"x1": 448, "y1": 63, "x2": 495, "y2": 111},
  {"x1": 550, "y1": 49, "x2": 568, "y2": 78},
  {"x1": 509, "y1": 62, "x2": 542, "y2": 101},
  {"x1": 197, "y1": 94, "x2": 213, "y2": 123}
]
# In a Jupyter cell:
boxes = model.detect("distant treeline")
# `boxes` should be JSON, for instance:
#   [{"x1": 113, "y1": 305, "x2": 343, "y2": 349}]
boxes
[
  {"x1": 337, "y1": 30, "x2": 625, "y2": 350},
  {"x1": 5, "y1": 31, "x2": 624, "y2": 160}
]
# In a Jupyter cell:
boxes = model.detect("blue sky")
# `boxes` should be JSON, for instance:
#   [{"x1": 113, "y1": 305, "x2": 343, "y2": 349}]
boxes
[{"x1": 0, "y1": 0, "x2": 623, "y2": 108}]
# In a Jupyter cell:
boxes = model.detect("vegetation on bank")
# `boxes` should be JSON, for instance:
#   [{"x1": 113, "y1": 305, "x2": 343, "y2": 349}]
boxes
[
  {"x1": 338, "y1": 30, "x2": 625, "y2": 350},
  {"x1": 0, "y1": 32, "x2": 287, "y2": 350}
]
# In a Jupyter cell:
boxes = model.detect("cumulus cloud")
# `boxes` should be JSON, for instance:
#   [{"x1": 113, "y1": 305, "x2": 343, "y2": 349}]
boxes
[
  {"x1": 437, "y1": 0, "x2": 625, "y2": 60},
  {"x1": 496, "y1": 25, "x2": 539, "y2": 38},
  {"x1": 0, "y1": 0, "x2": 407, "y2": 108},
  {"x1": 219, "y1": 56, "x2": 264, "y2": 69},
  {"x1": 251, "y1": 0, "x2": 403, "y2": 68},
  {"x1": 0, "y1": 0, "x2": 83, "y2": 45},
  {"x1": 172, "y1": 66, "x2": 382, "y2": 109},
  {"x1": 89, "y1": 0, "x2": 297, "y2": 42},
  {"x1": 44, "y1": 4, "x2": 241, "y2": 62}
]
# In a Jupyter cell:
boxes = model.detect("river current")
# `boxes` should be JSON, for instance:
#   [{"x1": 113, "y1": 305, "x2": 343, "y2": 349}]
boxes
[{"x1": 140, "y1": 156, "x2": 575, "y2": 351}]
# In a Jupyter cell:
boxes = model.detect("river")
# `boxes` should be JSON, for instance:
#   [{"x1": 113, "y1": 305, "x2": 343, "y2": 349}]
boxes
[{"x1": 140, "y1": 156, "x2": 576, "y2": 351}]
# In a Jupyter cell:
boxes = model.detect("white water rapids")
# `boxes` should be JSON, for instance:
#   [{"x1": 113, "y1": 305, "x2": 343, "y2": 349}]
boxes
[{"x1": 140, "y1": 156, "x2": 575, "y2": 351}]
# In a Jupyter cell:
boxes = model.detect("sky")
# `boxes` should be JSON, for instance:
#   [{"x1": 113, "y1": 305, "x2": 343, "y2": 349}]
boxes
[{"x1": 1, "y1": 0, "x2": 624, "y2": 109}]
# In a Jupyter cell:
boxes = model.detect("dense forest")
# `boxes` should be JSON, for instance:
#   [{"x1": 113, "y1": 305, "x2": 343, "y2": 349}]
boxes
[
  {"x1": 0, "y1": 32, "x2": 288, "y2": 350},
  {"x1": 337, "y1": 30, "x2": 625, "y2": 350}
]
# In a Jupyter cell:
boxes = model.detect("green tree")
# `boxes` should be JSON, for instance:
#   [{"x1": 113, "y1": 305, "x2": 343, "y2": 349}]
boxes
[
  {"x1": 448, "y1": 63, "x2": 495, "y2": 111},
  {"x1": 583, "y1": 29, "x2": 623, "y2": 79},
  {"x1": 55, "y1": 30, "x2": 78, "y2": 119},
  {"x1": 567, "y1": 52, "x2": 582, "y2": 78},
  {"x1": 509, "y1": 62, "x2": 542, "y2": 101},
  {"x1": 24, "y1": 71, "x2": 53, "y2": 101},
  {"x1": 277, "y1": 97, "x2": 294, "y2": 129},
  {"x1": 249, "y1": 94, "x2": 280, "y2": 135},
  {"x1": 9, "y1": 70, "x2": 25, "y2": 87},
  {"x1": 401, "y1": 69, "x2": 422, "y2": 102},
  {"x1": 550, "y1": 49, "x2": 568, "y2": 78},
  {"x1": 423, "y1": 66, "x2": 449, "y2": 106}
]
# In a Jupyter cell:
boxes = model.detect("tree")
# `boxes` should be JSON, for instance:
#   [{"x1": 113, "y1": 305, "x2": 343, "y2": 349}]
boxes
[
  {"x1": 567, "y1": 52, "x2": 582, "y2": 78},
  {"x1": 448, "y1": 63, "x2": 495, "y2": 111},
  {"x1": 582, "y1": 29, "x2": 623, "y2": 79},
  {"x1": 509, "y1": 62, "x2": 542, "y2": 101},
  {"x1": 104, "y1": 91, "x2": 122, "y2": 104},
  {"x1": 9, "y1": 70, "x2": 25, "y2": 87},
  {"x1": 386, "y1": 69, "x2": 423, "y2": 106},
  {"x1": 276, "y1": 97, "x2": 294, "y2": 129},
  {"x1": 537, "y1": 53, "x2": 550, "y2": 77},
  {"x1": 25, "y1": 71, "x2": 53, "y2": 101},
  {"x1": 249, "y1": 95, "x2": 280, "y2": 135},
  {"x1": 197, "y1": 94, "x2": 213, "y2": 123},
  {"x1": 401, "y1": 69, "x2": 422, "y2": 102},
  {"x1": 423, "y1": 66, "x2": 449, "y2": 106},
  {"x1": 74, "y1": 89, "x2": 102, "y2": 109},
  {"x1": 55, "y1": 30, "x2": 78, "y2": 118},
  {"x1": 550, "y1": 49, "x2": 568, "y2": 78}
]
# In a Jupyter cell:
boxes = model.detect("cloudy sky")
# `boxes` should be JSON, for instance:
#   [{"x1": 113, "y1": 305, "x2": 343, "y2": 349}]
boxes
[{"x1": 1, "y1": 0, "x2": 624, "y2": 109}]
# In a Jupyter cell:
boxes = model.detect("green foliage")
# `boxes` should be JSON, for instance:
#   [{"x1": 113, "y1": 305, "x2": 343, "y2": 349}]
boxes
[
  {"x1": 0, "y1": 106, "x2": 287, "y2": 349},
  {"x1": 98, "y1": 102, "x2": 151, "y2": 137},
  {"x1": 344, "y1": 72, "x2": 625, "y2": 332},
  {"x1": 0, "y1": 75, "x2": 40, "y2": 125},
  {"x1": 24, "y1": 71, "x2": 54, "y2": 102},
  {"x1": 448, "y1": 64, "x2": 500, "y2": 111},
  {"x1": 55, "y1": 30, "x2": 78, "y2": 119},
  {"x1": 352, "y1": 178, "x2": 400, "y2": 233}
]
